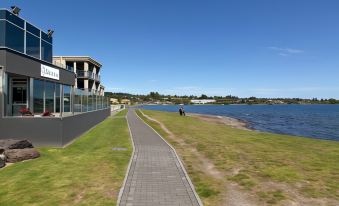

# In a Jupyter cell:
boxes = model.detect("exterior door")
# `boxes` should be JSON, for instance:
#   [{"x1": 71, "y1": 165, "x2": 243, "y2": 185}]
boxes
[{"x1": 10, "y1": 78, "x2": 28, "y2": 116}]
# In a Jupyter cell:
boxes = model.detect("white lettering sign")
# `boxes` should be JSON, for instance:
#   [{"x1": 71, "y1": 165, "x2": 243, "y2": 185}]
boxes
[{"x1": 41, "y1": 64, "x2": 60, "y2": 80}]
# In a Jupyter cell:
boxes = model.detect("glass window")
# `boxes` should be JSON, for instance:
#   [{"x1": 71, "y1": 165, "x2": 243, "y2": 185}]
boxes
[
  {"x1": 94, "y1": 93, "x2": 97, "y2": 110},
  {"x1": 74, "y1": 89, "x2": 82, "y2": 113},
  {"x1": 26, "y1": 32, "x2": 40, "y2": 58},
  {"x1": 5, "y1": 21, "x2": 24, "y2": 53},
  {"x1": 41, "y1": 32, "x2": 52, "y2": 44},
  {"x1": 0, "y1": 10, "x2": 6, "y2": 19},
  {"x1": 0, "y1": 21, "x2": 5, "y2": 47},
  {"x1": 55, "y1": 84, "x2": 60, "y2": 113},
  {"x1": 103, "y1": 97, "x2": 107, "y2": 108},
  {"x1": 33, "y1": 79, "x2": 44, "y2": 114},
  {"x1": 89, "y1": 91, "x2": 94, "y2": 111},
  {"x1": 4, "y1": 10, "x2": 24, "y2": 28},
  {"x1": 26, "y1": 22, "x2": 40, "y2": 36},
  {"x1": 41, "y1": 40, "x2": 52, "y2": 62},
  {"x1": 63, "y1": 85, "x2": 71, "y2": 113},
  {"x1": 82, "y1": 90, "x2": 88, "y2": 112},
  {"x1": 97, "y1": 95, "x2": 102, "y2": 110},
  {"x1": 45, "y1": 81, "x2": 55, "y2": 113}
]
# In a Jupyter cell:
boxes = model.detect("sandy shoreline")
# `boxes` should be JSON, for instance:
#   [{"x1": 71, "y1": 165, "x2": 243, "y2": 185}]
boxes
[{"x1": 187, "y1": 113, "x2": 253, "y2": 131}]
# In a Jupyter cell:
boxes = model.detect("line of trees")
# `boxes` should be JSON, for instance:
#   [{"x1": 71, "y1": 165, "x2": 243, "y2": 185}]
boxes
[{"x1": 104, "y1": 92, "x2": 339, "y2": 105}]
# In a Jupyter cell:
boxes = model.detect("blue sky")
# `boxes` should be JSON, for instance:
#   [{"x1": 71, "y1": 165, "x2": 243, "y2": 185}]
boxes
[{"x1": 2, "y1": 0, "x2": 339, "y2": 98}]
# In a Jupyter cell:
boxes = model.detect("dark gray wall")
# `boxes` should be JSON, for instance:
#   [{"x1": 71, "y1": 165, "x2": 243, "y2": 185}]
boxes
[
  {"x1": 0, "y1": 117, "x2": 63, "y2": 147},
  {"x1": 0, "y1": 67, "x2": 3, "y2": 117},
  {"x1": 0, "y1": 108, "x2": 110, "y2": 147},
  {"x1": 0, "y1": 49, "x2": 75, "y2": 85}
]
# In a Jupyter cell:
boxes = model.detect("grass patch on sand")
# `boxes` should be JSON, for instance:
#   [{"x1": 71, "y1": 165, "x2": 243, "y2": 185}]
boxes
[
  {"x1": 0, "y1": 110, "x2": 131, "y2": 206},
  {"x1": 137, "y1": 109, "x2": 339, "y2": 205}
]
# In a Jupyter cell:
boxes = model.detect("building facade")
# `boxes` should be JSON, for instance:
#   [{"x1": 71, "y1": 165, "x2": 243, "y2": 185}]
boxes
[
  {"x1": 53, "y1": 56, "x2": 105, "y2": 96},
  {"x1": 0, "y1": 8, "x2": 110, "y2": 146}
]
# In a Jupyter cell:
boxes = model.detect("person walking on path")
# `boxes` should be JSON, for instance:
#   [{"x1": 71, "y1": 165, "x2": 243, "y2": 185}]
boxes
[
  {"x1": 179, "y1": 107, "x2": 183, "y2": 116},
  {"x1": 182, "y1": 107, "x2": 186, "y2": 116}
]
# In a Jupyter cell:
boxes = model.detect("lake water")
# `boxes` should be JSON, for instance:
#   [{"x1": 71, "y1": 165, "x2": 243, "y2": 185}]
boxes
[{"x1": 141, "y1": 104, "x2": 339, "y2": 141}]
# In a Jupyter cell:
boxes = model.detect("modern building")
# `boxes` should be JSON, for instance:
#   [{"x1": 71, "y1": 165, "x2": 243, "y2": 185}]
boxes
[
  {"x1": 0, "y1": 7, "x2": 110, "y2": 147},
  {"x1": 53, "y1": 56, "x2": 105, "y2": 96}
]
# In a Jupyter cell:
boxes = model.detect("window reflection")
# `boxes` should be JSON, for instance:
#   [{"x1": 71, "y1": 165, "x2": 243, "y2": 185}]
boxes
[
  {"x1": 0, "y1": 21, "x2": 5, "y2": 47},
  {"x1": 41, "y1": 41, "x2": 52, "y2": 62},
  {"x1": 45, "y1": 81, "x2": 55, "y2": 113},
  {"x1": 5, "y1": 21, "x2": 24, "y2": 53},
  {"x1": 63, "y1": 85, "x2": 71, "y2": 113},
  {"x1": 33, "y1": 79, "x2": 44, "y2": 114},
  {"x1": 26, "y1": 32, "x2": 40, "y2": 58},
  {"x1": 55, "y1": 84, "x2": 60, "y2": 113}
]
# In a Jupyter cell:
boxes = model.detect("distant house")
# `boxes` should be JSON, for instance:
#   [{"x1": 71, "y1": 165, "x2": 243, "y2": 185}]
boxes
[
  {"x1": 121, "y1": 99, "x2": 131, "y2": 105},
  {"x1": 191, "y1": 99, "x2": 216, "y2": 104},
  {"x1": 110, "y1": 98, "x2": 119, "y2": 104}
]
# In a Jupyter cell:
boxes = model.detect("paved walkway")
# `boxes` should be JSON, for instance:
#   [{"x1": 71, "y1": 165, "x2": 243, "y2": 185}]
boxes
[{"x1": 119, "y1": 109, "x2": 201, "y2": 206}]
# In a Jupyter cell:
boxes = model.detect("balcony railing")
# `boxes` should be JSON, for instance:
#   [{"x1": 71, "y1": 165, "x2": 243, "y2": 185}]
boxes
[
  {"x1": 96, "y1": 74, "x2": 101, "y2": 82},
  {"x1": 52, "y1": 62, "x2": 74, "y2": 72},
  {"x1": 66, "y1": 65, "x2": 74, "y2": 72},
  {"x1": 77, "y1": 71, "x2": 100, "y2": 82}
]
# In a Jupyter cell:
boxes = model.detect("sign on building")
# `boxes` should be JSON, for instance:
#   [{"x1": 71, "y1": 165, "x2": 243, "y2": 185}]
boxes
[{"x1": 41, "y1": 64, "x2": 60, "y2": 80}]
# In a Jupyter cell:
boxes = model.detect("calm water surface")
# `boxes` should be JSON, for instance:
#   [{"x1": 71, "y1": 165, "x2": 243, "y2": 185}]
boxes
[{"x1": 142, "y1": 104, "x2": 339, "y2": 141}]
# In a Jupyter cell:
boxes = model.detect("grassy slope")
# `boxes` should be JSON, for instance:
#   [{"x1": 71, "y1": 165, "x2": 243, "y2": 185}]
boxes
[
  {"x1": 0, "y1": 110, "x2": 131, "y2": 206},
  {"x1": 138, "y1": 109, "x2": 339, "y2": 205}
]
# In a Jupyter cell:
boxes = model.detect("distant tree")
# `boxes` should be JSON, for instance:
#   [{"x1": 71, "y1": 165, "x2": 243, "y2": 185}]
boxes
[
  {"x1": 328, "y1": 98, "x2": 337, "y2": 104},
  {"x1": 149, "y1": 92, "x2": 161, "y2": 100},
  {"x1": 199, "y1": 94, "x2": 208, "y2": 99}
]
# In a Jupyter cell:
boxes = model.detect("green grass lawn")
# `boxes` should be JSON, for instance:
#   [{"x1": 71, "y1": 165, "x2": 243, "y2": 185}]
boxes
[
  {"x1": 0, "y1": 110, "x2": 131, "y2": 206},
  {"x1": 137, "y1": 109, "x2": 339, "y2": 205}
]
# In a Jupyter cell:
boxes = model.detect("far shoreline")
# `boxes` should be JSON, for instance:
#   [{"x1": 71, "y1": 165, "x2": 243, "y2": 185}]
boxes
[{"x1": 144, "y1": 103, "x2": 339, "y2": 106}]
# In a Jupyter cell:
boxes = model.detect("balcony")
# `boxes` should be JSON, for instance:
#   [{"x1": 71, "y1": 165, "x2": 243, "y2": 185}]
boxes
[
  {"x1": 77, "y1": 71, "x2": 100, "y2": 82},
  {"x1": 96, "y1": 74, "x2": 101, "y2": 82},
  {"x1": 66, "y1": 65, "x2": 74, "y2": 72}
]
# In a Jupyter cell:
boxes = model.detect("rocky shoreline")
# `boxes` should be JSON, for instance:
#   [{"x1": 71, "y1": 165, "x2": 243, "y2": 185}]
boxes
[{"x1": 187, "y1": 113, "x2": 253, "y2": 131}]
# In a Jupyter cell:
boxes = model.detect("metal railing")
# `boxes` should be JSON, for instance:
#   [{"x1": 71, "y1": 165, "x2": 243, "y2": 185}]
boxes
[
  {"x1": 77, "y1": 71, "x2": 100, "y2": 82},
  {"x1": 66, "y1": 65, "x2": 74, "y2": 71}
]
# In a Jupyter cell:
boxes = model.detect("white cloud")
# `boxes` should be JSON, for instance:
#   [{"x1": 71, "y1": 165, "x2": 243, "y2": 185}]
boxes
[{"x1": 268, "y1": 46, "x2": 304, "y2": 56}]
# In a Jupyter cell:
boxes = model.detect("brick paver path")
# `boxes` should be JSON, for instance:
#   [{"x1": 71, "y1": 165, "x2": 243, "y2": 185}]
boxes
[{"x1": 119, "y1": 109, "x2": 201, "y2": 206}]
